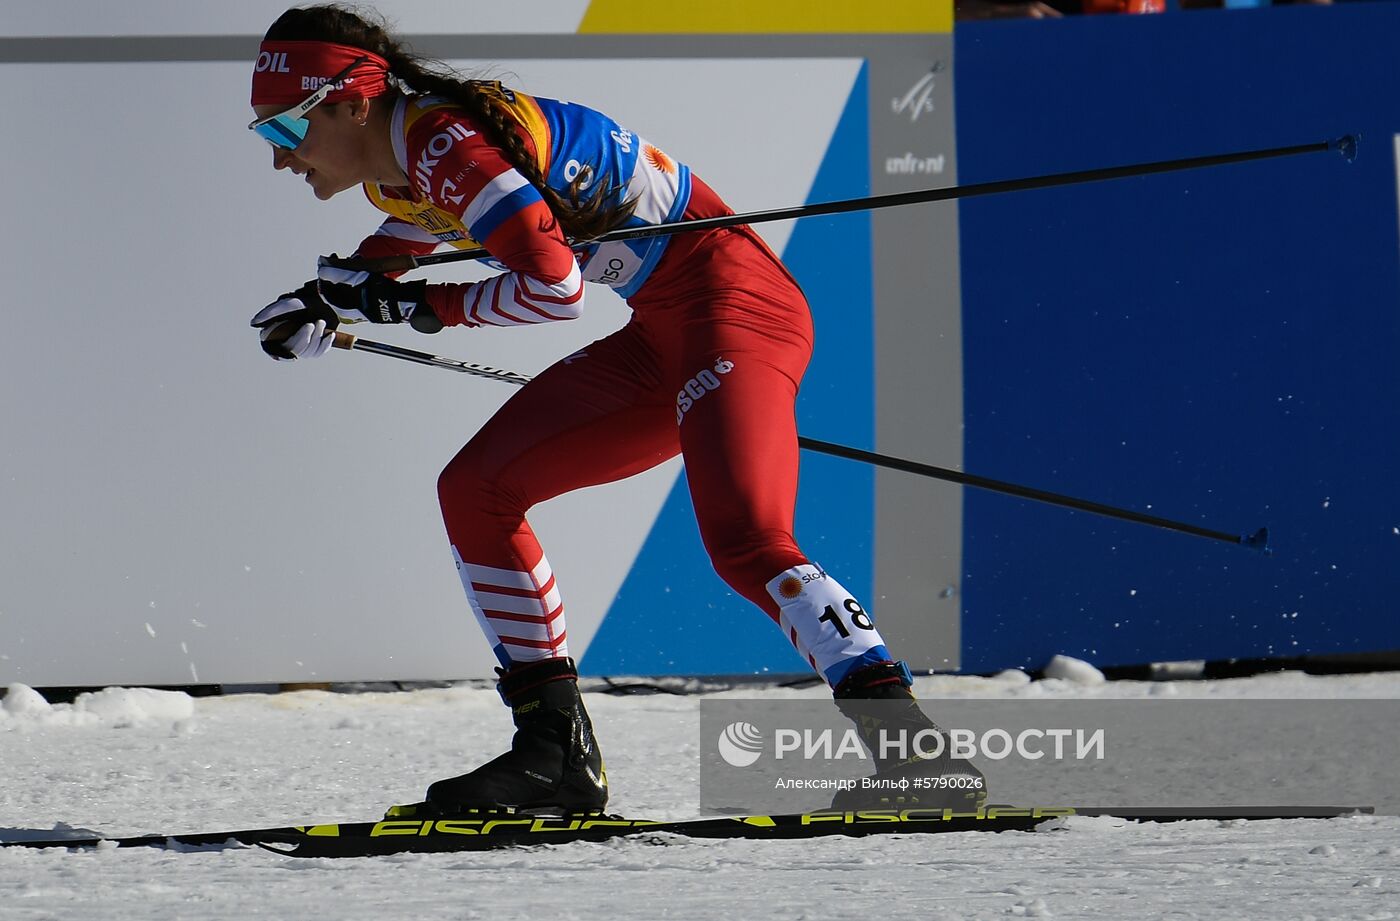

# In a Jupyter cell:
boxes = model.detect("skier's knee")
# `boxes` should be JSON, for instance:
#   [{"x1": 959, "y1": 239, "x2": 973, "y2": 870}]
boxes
[{"x1": 438, "y1": 444, "x2": 520, "y2": 517}]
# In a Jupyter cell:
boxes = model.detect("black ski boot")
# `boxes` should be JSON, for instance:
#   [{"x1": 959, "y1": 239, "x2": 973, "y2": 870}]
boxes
[
  {"x1": 830, "y1": 661, "x2": 987, "y2": 810},
  {"x1": 419, "y1": 657, "x2": 607, "y2": 816}
]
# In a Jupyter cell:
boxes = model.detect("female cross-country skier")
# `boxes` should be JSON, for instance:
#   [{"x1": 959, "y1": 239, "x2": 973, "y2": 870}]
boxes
[{"x1": 248, "y1": 3, "x2": 982, "y2": 815}]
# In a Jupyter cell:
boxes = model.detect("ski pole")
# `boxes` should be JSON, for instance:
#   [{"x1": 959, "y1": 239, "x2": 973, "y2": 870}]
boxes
[
  {"x1": 331, "y1": 331, "x2": 1270, "y2": 553},
  {"x1": 350, "y1": 135, "x2": 1356, "y2": 275}
]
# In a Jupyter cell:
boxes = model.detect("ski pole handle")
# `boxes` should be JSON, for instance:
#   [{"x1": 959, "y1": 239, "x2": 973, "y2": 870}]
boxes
[{"x1": 351, "y1": 254, "x2": 421, "y2": 274}]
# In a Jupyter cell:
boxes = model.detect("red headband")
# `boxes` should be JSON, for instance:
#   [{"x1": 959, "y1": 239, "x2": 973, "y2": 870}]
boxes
[{"x1": 250, "y1": 40, "x2": 391, "y2": 107}]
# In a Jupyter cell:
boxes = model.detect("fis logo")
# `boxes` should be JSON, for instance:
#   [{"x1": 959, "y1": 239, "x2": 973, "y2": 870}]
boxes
[
  {"x1": 892, "y1": 64, "x2": 943, "y2": 123},
  {"x1": 675, "y1": 358, "x2": 735, "y2": 425}
]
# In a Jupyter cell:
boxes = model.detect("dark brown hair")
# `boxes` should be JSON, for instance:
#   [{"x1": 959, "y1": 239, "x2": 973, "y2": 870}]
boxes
[{"x1": 265, "y1": 4, "x2": 635, "y2": 240}]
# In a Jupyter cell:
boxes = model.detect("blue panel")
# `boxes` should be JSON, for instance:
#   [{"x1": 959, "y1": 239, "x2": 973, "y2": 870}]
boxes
[
  {"x1": 953, "y1": 6, "x2": 1400, "y2": 671},
  {"x1": 583, "y1": 65, "x2": 874, "y2": 675}
]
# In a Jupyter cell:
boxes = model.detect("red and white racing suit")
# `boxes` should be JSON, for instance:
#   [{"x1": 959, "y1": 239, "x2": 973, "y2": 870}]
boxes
[{"x1": 353, "y1": 88, "x2": 894, "y2": 687}]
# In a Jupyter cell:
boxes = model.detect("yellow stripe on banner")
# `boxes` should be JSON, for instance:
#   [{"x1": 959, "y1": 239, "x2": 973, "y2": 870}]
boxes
[{"x1": 578, "y1": 0, "x2": 952, "y2": 34}]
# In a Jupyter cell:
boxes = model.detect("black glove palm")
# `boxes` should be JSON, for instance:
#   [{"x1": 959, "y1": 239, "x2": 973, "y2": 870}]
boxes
[{"x1": 316, "y1": 254, "x2": 440, "y2": 331}]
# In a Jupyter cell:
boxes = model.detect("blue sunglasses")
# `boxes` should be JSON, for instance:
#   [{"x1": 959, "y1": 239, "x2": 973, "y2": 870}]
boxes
[{"x1": 248, "y1": 57, "x2": 368, "y2": 150}]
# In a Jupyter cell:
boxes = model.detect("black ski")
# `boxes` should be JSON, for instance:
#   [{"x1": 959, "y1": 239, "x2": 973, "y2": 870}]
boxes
[
  {"x1": 0, "y1": 805, "x2": 1372, "y2": 858},
  {"x1": 0, "y1": 824, "x2": 305, "y2": 851}
]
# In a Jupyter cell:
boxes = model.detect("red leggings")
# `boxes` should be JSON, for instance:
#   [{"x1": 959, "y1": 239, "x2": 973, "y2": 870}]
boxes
[{"x1": 438, "y1": 227, "x2": 815, "y2": 658}]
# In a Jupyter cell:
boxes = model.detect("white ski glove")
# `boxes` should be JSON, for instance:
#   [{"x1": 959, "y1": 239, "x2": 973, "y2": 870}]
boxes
[{"x1": 250, "y1": 281, "x2": 339, "y2": 361}]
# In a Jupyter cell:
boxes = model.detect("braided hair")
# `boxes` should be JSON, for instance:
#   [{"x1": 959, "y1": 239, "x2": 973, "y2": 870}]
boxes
[{"x1": 265, "y1": 4, "x2": 636, "y2": 241}]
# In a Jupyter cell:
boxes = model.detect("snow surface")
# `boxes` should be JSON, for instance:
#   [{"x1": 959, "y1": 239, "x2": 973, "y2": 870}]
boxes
[
  {"x1": 1040, "y1": 655, "x2": 1106, "y2": 686},
  {"x1": 2, "y1": 671, "x2": 1398, "y2": 921}
]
